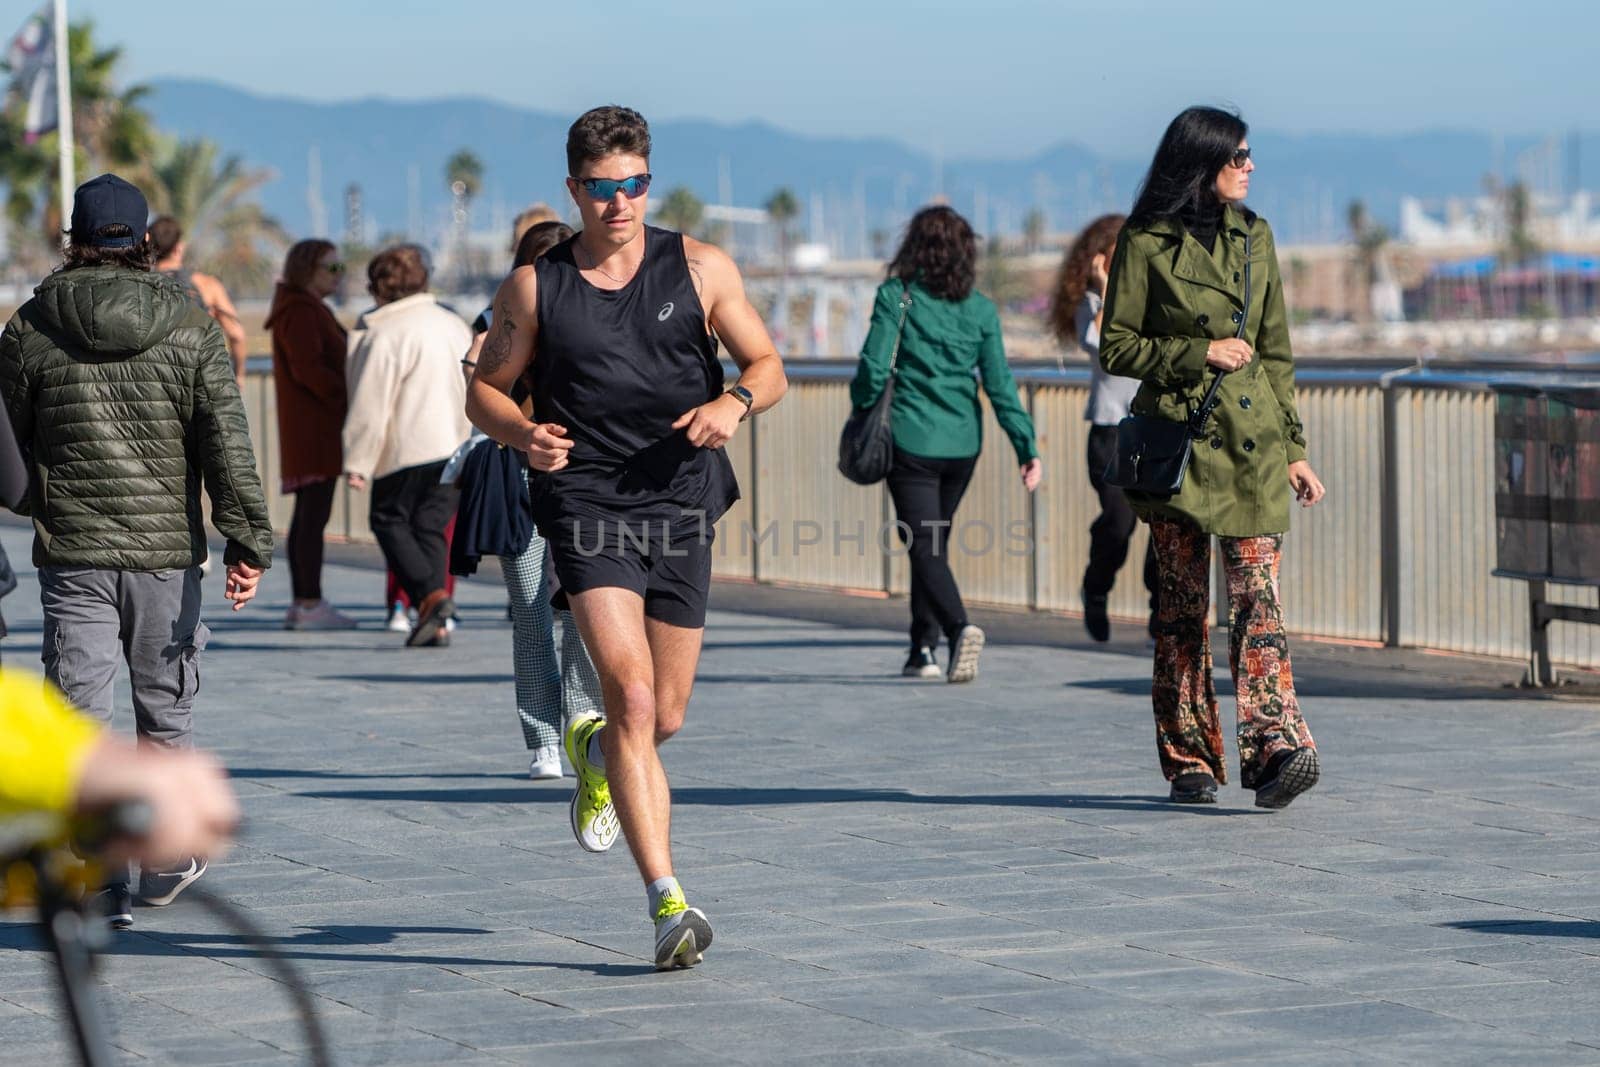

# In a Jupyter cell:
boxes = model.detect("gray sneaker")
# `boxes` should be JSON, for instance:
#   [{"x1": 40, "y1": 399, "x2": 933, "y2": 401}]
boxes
[
  {"x1": 947, "y1": 625, "x2": 985, "y2": 684},
  {"x1": 137, "y1": 857, "x2": 207, "y2": 906}
]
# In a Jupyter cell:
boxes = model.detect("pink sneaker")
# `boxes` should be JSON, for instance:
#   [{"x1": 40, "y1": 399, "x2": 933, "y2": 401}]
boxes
[{"x1": 285, "y1": 600, "x2": 359, "y2": 631}]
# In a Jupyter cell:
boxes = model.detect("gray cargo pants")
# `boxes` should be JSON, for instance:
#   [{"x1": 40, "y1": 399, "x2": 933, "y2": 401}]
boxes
[{"x1": 38, "y1": 566, "x2": 209, "y2": 749}]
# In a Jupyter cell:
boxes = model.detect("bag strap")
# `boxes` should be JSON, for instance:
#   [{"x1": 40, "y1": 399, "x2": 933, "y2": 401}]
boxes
[
  {"x1": 1187, "y1": 231, "x2": 1252, "y2": 439},
  {"x1": 885, "y1": 286, "x2": 914, "y2": 375}
]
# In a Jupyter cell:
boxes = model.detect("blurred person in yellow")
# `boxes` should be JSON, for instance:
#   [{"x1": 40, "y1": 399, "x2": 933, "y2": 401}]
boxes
[
  {"x1": 0, "y1": 669, "x2": 239, "y2": 928},
  {"x1": 148, "y1": 216, "x2": 251, "y2": 384}
]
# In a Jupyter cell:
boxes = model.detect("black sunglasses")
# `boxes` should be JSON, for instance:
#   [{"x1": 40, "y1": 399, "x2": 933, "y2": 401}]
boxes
[{"x1": 1229, "y1": 147, "x2": 1252, "y2": 169}]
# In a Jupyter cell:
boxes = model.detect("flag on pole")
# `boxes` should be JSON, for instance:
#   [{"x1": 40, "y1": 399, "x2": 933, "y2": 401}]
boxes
[{"x1": 4, "y1": 4, "x2": 57, "y2": 143}]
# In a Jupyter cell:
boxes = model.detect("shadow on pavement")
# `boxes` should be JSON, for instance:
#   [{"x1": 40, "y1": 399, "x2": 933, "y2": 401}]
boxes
[
  {"x1": 288, "y1": 782, "x2": 1250, "y2": 815},
  {"x1": 0, "y1": 920, "x2": 652, "y2": 974},
  {"x1": 1441, "y1": 919, "x2": 1600, "y2": 939},
  {"x1": 1064, "y1": 675, "x2": 1527, "y2": 703}
]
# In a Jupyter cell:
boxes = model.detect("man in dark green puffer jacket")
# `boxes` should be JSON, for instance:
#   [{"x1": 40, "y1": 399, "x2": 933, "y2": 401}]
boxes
[{"x1": 0, "y1": 174, "x2": 273, "y2": 926}]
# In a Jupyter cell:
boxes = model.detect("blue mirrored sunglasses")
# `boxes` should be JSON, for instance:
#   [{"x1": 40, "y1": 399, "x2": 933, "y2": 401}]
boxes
[{"x1": 573, "y1": 173, "x2": 652, "y2": 201}]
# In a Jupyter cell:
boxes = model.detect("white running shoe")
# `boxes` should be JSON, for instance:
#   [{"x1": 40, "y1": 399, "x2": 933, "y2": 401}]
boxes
[
  {"x1": 529, "y1": 748, "x2": 565, "y2": 780},
  {"x1": 654, "y1": 888, "x2": 713, "y2": 970},
  {"x1": 386, "y1": 601, "x2": 413, "y2": 633}
]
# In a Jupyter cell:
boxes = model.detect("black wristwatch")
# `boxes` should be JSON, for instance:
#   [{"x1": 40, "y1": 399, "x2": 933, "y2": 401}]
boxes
[{"x1": 725, "y1": 384, "x2": 754, "y2": 421}]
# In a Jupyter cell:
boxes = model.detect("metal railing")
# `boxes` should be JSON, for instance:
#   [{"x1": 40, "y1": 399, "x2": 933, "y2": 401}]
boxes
[{"x1": 239, "y1": 359, "x2": 1600, "y2": 671}]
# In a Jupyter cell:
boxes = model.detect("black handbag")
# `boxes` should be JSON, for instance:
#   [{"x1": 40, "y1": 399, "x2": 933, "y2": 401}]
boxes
[
  {"x1": 1104, "y1": 233, "x2": 1252, "y2": 497},
  {"x1": 838, "y1": 288, "x2": 913, "y2": 486}
]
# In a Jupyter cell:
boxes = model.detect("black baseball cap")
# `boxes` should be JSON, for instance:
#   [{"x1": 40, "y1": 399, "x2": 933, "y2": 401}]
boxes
[{"x1": 70, "y1": 173, "x2": 149, "y2": 248}]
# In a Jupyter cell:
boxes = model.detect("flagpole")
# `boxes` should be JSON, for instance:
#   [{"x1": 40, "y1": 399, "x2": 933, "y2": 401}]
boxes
[{"x1": 52, "y1": 0, "x2": 72, "y2": 246}]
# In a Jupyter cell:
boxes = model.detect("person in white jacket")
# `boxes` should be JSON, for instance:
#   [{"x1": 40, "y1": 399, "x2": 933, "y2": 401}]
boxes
[{"x1": 343, "y1": 245, "x2": 472, "y2": 646}]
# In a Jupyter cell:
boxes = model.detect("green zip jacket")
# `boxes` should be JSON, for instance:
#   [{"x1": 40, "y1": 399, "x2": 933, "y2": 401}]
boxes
[
  {"x1": 0, "y1": 266, "x2": 273, "y2": 571},
  {"x1": 1099, "y1": 206, "x2": 1308, "y2": 537},
  {"x1": 850, "y1": 278, "x2": 1037, "y2": 463}
]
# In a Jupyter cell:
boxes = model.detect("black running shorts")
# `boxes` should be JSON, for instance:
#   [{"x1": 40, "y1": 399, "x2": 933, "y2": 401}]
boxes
[{"x1": 541, "y1": 509, "x2": 715, "y2": 629}]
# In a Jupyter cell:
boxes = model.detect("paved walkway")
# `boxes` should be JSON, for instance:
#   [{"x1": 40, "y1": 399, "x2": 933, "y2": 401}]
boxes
[{"x1": 2, "y1": 524, "x2": 1600, "y2": 1065}]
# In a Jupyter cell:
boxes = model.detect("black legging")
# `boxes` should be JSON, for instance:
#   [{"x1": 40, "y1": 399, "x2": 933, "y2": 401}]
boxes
[
  {"x1": 886, "y1": 447, "x2": 978, "y2": 652},
  {"x1": 287, "y1": 480, "x2": 338, "y2": 601}
]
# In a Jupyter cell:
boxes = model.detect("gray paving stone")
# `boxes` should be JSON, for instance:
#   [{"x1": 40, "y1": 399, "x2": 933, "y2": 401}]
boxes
[{"x1": 4, "y1": 522, "x2": 1600, "y2": 1064}]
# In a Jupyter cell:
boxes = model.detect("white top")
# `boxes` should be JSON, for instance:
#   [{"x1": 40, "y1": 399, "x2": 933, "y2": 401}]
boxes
[
  {"x1": 342, "y1": 292, "x2": 473, "y2": 480},
  {"x1": 1079, "y1": 291, "x2": 1141, "y2": 426}
]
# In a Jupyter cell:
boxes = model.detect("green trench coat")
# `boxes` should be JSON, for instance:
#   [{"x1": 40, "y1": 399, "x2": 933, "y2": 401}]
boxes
[{"x1": 1099, "y1": 205, "x2": 1308, "y2": 538}]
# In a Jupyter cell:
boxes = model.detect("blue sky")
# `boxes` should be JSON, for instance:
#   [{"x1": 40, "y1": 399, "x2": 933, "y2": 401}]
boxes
[{"x1": 64, "y1": 0, "x2": 1599, "y2": 158}]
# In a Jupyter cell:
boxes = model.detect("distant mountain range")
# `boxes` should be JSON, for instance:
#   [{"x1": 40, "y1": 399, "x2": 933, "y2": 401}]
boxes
[{"x1": 144, "y1": 78, "x2": 1595, "y2": 250}]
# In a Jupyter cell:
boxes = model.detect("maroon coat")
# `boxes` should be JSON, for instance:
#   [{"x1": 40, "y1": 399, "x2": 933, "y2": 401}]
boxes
[{"x1": 266, "y1": 284, "x2": 348, "y2": 482}]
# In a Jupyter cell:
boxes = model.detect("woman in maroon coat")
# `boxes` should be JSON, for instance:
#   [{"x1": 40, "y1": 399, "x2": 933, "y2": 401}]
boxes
[{"x1": 266, "y1": 239, "x2": 357, "y2": 630}]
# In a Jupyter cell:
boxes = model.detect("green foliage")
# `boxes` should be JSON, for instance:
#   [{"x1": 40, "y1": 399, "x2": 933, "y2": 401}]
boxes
[
  {"x1": 655, "y1": 186, "x2": 704, "y2": 234},
  {"x1": 1, "y1": 19, "x2": 157, "y2": 265},
  {"x1": 145, "y1": 136, "x2": 288, "y2": 295},
  {"x1": 445, "y1": 149, "x2": 484, "y2": 201}
]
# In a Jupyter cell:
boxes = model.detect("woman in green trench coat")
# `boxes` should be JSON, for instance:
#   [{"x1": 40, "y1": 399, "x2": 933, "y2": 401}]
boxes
[{"x1": 1100, "y1": 106, "x2": 1327, "y2": 809}]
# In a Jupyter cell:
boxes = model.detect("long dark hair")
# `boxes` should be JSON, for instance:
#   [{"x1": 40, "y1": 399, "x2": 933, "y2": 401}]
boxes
[
  {"x1": 57, "y1": 225, "x2": 154, "y2": 272},
  {"x1": 887, "y1": 205, "x2": 976, "y2": 303},
  {"x1": 1127, "y1": 107, "x2": 1247, "y2": 228},
  {"x1": 1048, "y1": 214, "x2": 1125, "y2": 346},
  {"x1": 513, "y1": 221, "x2": 574, "y2": 268},
  {"x1": 266, "y1": 239, "x2": 338, "y2": 326}
]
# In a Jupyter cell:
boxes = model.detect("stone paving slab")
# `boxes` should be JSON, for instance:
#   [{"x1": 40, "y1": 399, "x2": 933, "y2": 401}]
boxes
[{"x1": 1, "y1": 524, "x2": 1599, "y2": 1064}]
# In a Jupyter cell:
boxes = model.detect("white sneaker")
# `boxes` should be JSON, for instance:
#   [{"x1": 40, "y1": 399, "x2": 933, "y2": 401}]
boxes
[
  {"x1": 286, "y1": 600, "x2": 359, "y2": 631},
  {"x1": 386, "y1": 601, "x2": 413, "y2": 633},
  {"x1": 445, "y1": 616, "x2": 458, "y2": 633},
  {"x1": 529, "y1": 748, "x2": 565, "y2": 780}
]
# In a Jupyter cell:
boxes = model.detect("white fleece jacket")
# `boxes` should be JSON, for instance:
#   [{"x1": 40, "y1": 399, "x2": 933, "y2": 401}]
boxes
[{"x1": 342, "y1": 293, "x2": 473, "y2": 481}]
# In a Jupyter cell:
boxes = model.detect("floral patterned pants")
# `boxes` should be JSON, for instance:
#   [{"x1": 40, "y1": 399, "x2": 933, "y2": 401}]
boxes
[{"x1": 1149, "y1": 516, "x2": 1315, "y2": 789}]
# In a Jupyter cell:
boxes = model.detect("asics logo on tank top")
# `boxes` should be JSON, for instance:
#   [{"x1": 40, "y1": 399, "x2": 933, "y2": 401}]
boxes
[{"x1": 657, "y1": 301, "x2": 675, "y2": 322}]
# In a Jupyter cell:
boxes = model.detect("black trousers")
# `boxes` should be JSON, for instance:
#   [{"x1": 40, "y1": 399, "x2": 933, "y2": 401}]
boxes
[
  {"x1": 1084, "y1": 424, "x2": 1159, "y2": 606},
  {"x1": 287, "y1": 479, "x2": 338, "y2": 601},
  {"x1": 369, "y1": 461, "x2": 458, "y2": 607},
  {"x1": 886, "y1": 447, "x2": 978, "y2": 652}
]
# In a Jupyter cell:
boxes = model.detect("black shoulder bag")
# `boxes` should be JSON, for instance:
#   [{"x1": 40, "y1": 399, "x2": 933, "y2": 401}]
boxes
[
  {"x1": 838, "y1": 288, "x2": 912, "y2": 486},
  {"x1": 1103, "y1": 233, "x2": 1252, "y2": 498}
]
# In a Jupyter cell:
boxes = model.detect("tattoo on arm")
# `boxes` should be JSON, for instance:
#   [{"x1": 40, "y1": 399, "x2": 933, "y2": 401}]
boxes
[
  {"x1": 687, "y1": 257, "x2": 706, "y2": 299},
  {"x1": 479, "y1": 302, "x2": 515, "y2": 374}
]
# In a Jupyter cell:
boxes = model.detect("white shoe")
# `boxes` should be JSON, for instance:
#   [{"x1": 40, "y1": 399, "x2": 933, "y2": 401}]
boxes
[
  {"x1": 386, "y1": 601, "x2": 413, "y2": 633},
  {"x1": 285, "y1": 600, "x2": 359, "y2": 631},
  {"x1": 445, "y1": 616, "x2": 458, "y2": 633},
  {"x1": 529, "y1": 748, "x2": 565, "y2": 780}
]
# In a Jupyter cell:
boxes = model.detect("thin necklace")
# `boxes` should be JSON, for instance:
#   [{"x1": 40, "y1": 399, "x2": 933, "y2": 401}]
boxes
[{"x1": 577, "y1": 243, "x2": 630, "y2": 285}]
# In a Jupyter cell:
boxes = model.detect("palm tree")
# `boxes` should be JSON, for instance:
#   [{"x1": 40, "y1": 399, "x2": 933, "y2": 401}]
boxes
[
  {"x1": 1346, "y1": 199, "x2": 1389, "y2": 323},
  {"x1": 444, "y1": 148, "x2": 485, "y2": 281},
  {"x1": 764, "y1": 187, "x2": 800, "y2": 273},
  {"x1": 144, "y1": 136, "x2": 288, "y2": 294},
  {"x1": 655, "y1": 186, "x2": 704, "y2": 234},
  {"x1": 1503, "y1": 181, "x2": 1539, "y2": 267},
  {"x1": 445, "y1": 149, "x2": 484, "y2": 206},
  {"x1": 1022, "y1": 208, "x2": 1047, "y2": 254},
  {"x1": 0, "y1": 18, "x2": 156, "y2": 264}
]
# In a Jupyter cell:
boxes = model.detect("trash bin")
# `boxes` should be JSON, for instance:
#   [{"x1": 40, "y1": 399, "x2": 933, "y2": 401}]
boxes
[
  {"x1": 1492, "y1": 385, "x2": 1549, "y2": 579},
  {"x1": 1547, "y1": 386, "x2": 1600, "y2": 583}
]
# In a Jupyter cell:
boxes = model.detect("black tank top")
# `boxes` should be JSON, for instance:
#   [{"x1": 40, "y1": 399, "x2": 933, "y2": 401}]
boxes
[
  {"x1": 532, "y1": 226, "x2": 737, "y2": 523},
  {"x1": 161, "y1": 267, "x2": 209, "y2": 311}
]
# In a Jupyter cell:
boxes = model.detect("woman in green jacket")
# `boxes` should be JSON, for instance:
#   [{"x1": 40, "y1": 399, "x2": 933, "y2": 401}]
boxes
[
  {"x1": 1101, "y1": 107, "x2": 1327, "y2": 809},
  {"x1": 851, "y1": 206, "x2": 1042, "y2": 684}
]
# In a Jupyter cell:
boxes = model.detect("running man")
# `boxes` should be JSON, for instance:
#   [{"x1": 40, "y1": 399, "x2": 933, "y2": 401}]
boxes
[{"x1": 466, "y1": 106, "x2": 786, "y2": 969}]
